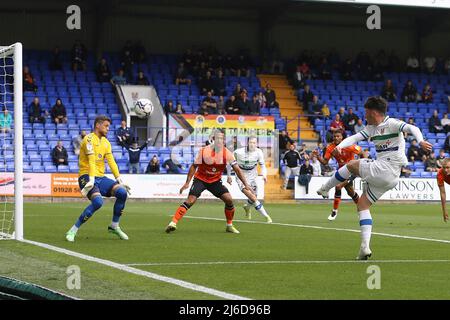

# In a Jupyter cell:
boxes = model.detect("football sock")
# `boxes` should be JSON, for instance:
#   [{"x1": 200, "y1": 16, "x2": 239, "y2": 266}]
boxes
[
  {"x1": 253, "y1": 200, "x2": 269, "y2": 218},
  {"x1": 333, "y1": 188, "x2": 342, "y2": 210},
  {"x1": 172, "y1": 202, "x2": 191, "y2": 223},
  {"x1": 323, "y1": 166, "x2": 351, "y2": 191},
  {"x1": 224, "y1": 204, "x2": 235, "y2": 226},
  {"x1": 359, "y1": 209, "x2": 372, "y2": 248},
  {"x1": 74, "y1": 196, "x2": 103, "y2": 229},
  {"x1": 112, "y1": 187, "x2": 127, "y2": 226}
]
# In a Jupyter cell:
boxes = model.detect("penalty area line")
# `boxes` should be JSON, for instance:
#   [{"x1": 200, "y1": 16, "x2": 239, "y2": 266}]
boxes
[
  {"x1": 183, "y1": 216, "x2": 450, "y2": 245},
  {"x1": 20, "y1": 238, "x2": 250, "y2": 300}
]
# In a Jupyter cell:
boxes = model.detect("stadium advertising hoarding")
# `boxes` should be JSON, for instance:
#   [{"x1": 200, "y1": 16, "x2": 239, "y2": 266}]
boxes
[
  {"x1": 295, "y1": 176, "x2": 448, "y2": 201},
  {"x1": 0, "y1": 173, "x2": 263, "y2": 199},
  {"x1": 0, "y1": 173, "x2": 51, "y2": 196}
]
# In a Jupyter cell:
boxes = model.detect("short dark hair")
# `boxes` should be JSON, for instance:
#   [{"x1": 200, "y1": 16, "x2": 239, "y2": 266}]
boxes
[
  {"x1": 364, "y1": 96, "x2": 387, "y2": 114},
  {"x1": 94, "y1": 115, "x2": 112, "y2": 127}
]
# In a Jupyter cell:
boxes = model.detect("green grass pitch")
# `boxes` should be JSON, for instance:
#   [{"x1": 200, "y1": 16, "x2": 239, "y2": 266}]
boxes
[{"x1": 1, "y1": 200, "x2": 449, "y2": 299}]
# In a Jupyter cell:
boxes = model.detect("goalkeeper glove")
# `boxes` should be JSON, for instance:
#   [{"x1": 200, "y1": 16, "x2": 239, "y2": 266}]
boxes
[
  {"x1": 116, "y1": 177, "x2": 131, "y2": 195},
  {"x1": 81, "y1": 176, "x2": 95, "y2": 197}
]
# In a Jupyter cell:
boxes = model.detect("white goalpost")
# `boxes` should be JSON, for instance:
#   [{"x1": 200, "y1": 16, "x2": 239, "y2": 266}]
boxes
[{"x1": 0, "y1": 43, "x2": 23, "y2": 240}]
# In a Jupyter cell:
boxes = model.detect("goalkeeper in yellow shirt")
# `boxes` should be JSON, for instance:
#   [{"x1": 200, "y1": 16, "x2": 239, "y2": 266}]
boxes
[{"x1": 66, "y1": 115, "x2": 131, "y2": 242}]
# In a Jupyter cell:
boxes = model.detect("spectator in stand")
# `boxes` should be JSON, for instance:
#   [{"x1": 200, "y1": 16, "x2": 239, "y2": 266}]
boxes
[
  {"x1": 237, "y1": 91, "x2": 251, "y2": 115},
  {"x1": 110, "y1": 69, "x2": 127, "y2": 86},
  {"x1": 282, "y1": 143, "x2": 303, "y2": 190},
  {"x1": 163, "y1": 158, "x2": 182, "y2": 174},
  {"x1": 408, "y1": 139, "x2": 423, "y2": 162},
  {"x1": 321, "y1": 103, "x2": 330, "y2": 119},
  {"x1": 49, "y1": 46, "x2": 62, "y2": 71},
  {"x1": 381, "y1": 79, "x2": 397, "y2": 101},
  {"x1": 437, "y1": 149, "x2": 447, "y2": 168},
  {"x1": 146, "y1": 155, "x2": 160, "y2": 174},
  {"x1": 309, "y1": 96, "x2": 323, "y2": 124},
  {"x1": 164, "y1": 100, "x2": 175, "y2": 114},
  {"x1": 328, "y1": 114, "x2": 345, "y2": 141},
  {"x1": 354, "y1": 118, "x2": 365, "y2": 134},
  {"x1": 225, "y1": 95, "x2": 239, "y2": 115},
  {"x1": 28, "y1": 97, "x2": 47, "y2": 124},
  {"x1": 249, "y1": 95, "x2": 261, "y2": 115},
  {"x1": 52, "y1": 141, "x2": 68, "y2": 167},
  {"x1": 264, "y1": 84, "x2": 279, "y2": 108},
  {"x1": 174, "y1": 102, "x2": 185, "y2": 114},
  {"x1": 299, "y1": 62, "x2": 311, "y2": 80},
  {"x1": 400, "y1": 165, "x2": 413, "y2": 178},
  {"x1": 318, "y1": 57, "x2": 332, "y2": 80},
  {"x1": 23, "y1": 66, "x2": 37, "y2": 92},
  {"x1": 233, "y1": 83, "x2": 243, "y2": 98},
  {"x1": 50, "y1": 98, "x2": 67, "y2": 124},
  {"x1": 96, "y1": 58, "x2": 111, "y2": 83},
  {"x1": 182, "y1": 48, "x2": 195, "y2": 73},
  {"x1": 406, "y1": 54, "x2": 420, "y2": 73},
  {"x1": 302, "y1": 84, "x2": 314, "y2": 112},
  {"x1": 72, "y1": 130, "x2": 87, "y2": 156},
  {"x1": 337, "y1": 107, "x2": 346, "y2": 120},
  {"x1": 343, "y1": 108, "x2": 359, "y2": 133},
  {"x1": 388, "y1": 50, "x2": 401, "y2": 72},
  {"x1": 292, "y1": 65, "x2": 305, "y2": 90},
  {"x1": 298, "y1": 159, "x2": 314, "y2": 193},
  {"x1": 217, "y1": 96, "x2": 226, "y2": 115},
  {"x1": 199, "y1": 71, "x2": 215, "y2": 95},
  {"x1": 214, "y1": 70, "x2": 226, "y2": 97},
  {"x1": 124, "y1": 138, "x2": 150, "y2": 174},
  {"x1": 175, "y1": 62, "x2": 192, "y2": 86},
  {"x1": 71, "y1": 40, "x2": 87, "y2": 71},
  {"x1": 279, "y1": 130, "x2": 294, "y2": 156},
  {"x1": 234, "y1": 54, "x2": 251, "y2": 77},
  {"x1": 0, "y1": 107, "x2": 12, "y2": 133},
  {"x1": 401, "y1": 80, "x2": 419, "y2": 102},
  {"x1": 310, "y1": 155, "x2": 322, "y2": 176},
  {"x1": 441, "y1": 113, "x2": 450, "y2": 133},
  {"x1": 116, "y1": 120, "x2": 132, "y2": 147},
  {"x1": 198, "y1": 102, "x2": 210, "y2": 116},
  {"x1": 423, "y1": 54, "x2": 436, "y2": 74},
  {"x1": 340, "y1": 58, "x2": 354, "y2": 80},
  {"x1": 202, "y1": 91, "x2": 217, "y2": 114},
  {"x1": 257, "y1": 92, "x2": 267, "y2": 109},
  {"x1": 422, "y1": 83, "x2": 433, "y2": 103},
  {"x1": 429, "y1": 110, "x2": 443, "y2": 133},
  {"x1": 426, "y1": 152, "x2": 439, "y2": 172},
  {"x1": 136, "y1": 71, "x2": 149, "y2": 85},
  {"x1": 120, "y1": 45, "x2": 135, "y2": 81}
]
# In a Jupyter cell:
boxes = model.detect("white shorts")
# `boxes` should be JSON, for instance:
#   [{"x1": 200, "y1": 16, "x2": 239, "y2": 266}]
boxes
[
  {"x1": 359, "y1": 158, "x2": 400, "y2": 203},
  {"x1": 236, "y1": 168, "x2": 258, "y2": 195}
]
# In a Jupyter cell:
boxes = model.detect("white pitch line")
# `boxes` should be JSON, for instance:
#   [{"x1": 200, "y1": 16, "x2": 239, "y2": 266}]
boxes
[
  {"x1": 184, "y1": 216, "x2": 450, "y2": 245},
  {"x1": 21, "y1": 238, "x2": 250, "y2": 300},
  {"x1": 127, "y1": 259, "x2": 450, "y2": 267}
]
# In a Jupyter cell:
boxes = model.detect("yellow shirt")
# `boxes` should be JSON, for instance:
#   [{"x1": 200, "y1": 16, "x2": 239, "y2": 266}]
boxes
[{"x1": 78, "y1": 133, "x2": 120, "y2": 178}]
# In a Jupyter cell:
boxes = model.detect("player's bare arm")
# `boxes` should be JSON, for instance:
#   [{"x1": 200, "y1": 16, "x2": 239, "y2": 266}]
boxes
[
  {"x1": 180, "y1": 163, "x2": 197, "y2": 194},
  {"x1": 439, "y1": 184, "x2": 449, "y2": 223}
]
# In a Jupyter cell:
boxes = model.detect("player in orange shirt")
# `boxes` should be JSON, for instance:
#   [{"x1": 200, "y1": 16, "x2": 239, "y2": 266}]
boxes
[
  {"x1": 165, "y1": 129, "x2": 252, "y2": 234},
  {"x1": 437, "y1": 157, "x2": 450, "y2": 222},
  {"x1": 313, "y1": 130, "x2": 364, "y2": 221}
]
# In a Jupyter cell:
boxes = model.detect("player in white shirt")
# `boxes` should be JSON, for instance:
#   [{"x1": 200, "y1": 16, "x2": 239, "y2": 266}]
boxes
[
  {"x1": 227, "y1": 136, "x2": 272, "y2": 223},
  {"x1": 317, "y1": 97, "x2": 432, "y2": 260}
]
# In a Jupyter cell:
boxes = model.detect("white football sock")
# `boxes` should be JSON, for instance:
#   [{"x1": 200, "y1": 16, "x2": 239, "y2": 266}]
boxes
[
  {"x1": 254, "y1": 200, "x2": 270, "y2": 218},
  {"x1": 323, "y1": 165, "x2": 351, "y2": 191},
  {"x1": 358, "y1": 209, "x2": 372, "y2": 248},
  {"x1": 69, "y1": 225, "x2": 78, "y2": 233}
]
